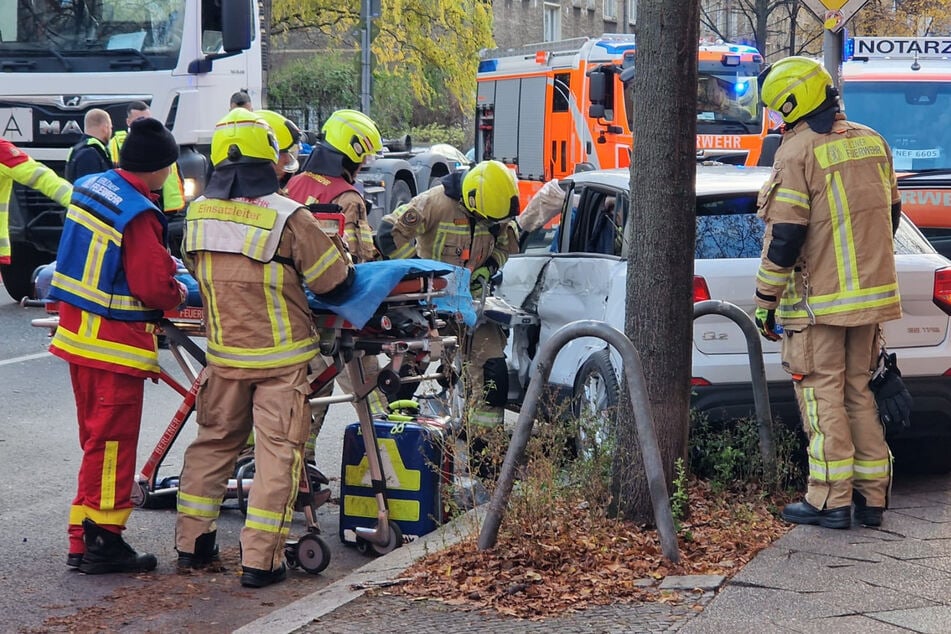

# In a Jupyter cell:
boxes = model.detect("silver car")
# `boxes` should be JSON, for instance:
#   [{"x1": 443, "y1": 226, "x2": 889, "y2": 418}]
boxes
[{"x1": 497, "y1": 165, "x2": 951, "y2": 472}]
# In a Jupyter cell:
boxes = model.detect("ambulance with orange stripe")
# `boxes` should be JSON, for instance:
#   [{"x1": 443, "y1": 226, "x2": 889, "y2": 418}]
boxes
[
  {"x1": 474, "y1": 34, "x2": 772, "y2": 207},
  {"x1": 841, "y1": 36, "x2": 951, "y2": 258}
]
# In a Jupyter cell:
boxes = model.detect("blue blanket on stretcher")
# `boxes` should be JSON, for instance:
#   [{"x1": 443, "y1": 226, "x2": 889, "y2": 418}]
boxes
[
  {"x1": 36, "y1": 259, "x2": 475, "y2": 329},
  {"x1": 176, "y1": 259, "x2": 475, "y2": 329}
]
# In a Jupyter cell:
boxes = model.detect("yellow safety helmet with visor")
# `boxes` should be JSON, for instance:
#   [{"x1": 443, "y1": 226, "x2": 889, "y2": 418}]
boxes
[
  {"x1": 758, "y1": 56, "x2": 833, "y2": 124},
  {"x1": 210, "y1": 108, "x2": 280, "y2": 167},
  {"x1": 321, "y1": 109, "x2": 382, "y2": 164},
  {"x1": 462, "y1": 160, "x2": 520, "y2": 221},
  {"x1": 255, "y1": 109, "x2": 302, "y2": 172}
]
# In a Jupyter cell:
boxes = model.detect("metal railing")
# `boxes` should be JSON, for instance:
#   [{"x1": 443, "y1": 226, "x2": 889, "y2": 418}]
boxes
[
  {"x1": 477, "y1": 320, "x2": 679, "y2": 563},
  {"x1": 693, "y1": 300, "x2": 775, "y2": 476}
]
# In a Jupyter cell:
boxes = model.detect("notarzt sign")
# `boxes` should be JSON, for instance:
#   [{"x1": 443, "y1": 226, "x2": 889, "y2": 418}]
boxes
[{"x1": 852, "y1": 37, "x2": 951, "y2": 59}]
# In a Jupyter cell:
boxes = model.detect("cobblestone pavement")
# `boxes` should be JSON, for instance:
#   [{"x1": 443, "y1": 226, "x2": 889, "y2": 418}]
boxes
[{"x1": 295, "y1": 591, "x2": 716, "y2": 633}]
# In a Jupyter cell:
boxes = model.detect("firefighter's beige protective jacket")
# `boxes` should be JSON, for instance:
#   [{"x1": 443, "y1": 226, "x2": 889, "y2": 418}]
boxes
[{"x1": 755, "y1": 115, "x2": 902, "y2": 328}]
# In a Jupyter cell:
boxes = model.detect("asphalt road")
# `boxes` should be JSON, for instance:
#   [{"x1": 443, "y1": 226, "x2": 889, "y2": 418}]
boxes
[{"x1": 0, "y1": 297, "x2": 377, "y2": 632}]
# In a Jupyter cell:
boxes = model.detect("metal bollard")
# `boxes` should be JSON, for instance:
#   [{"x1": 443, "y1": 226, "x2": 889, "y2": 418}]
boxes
[
  {"x1": 477, "y1": 320, "x2": 679, "y2": 563},
  {"x1": 693, "y1": 300, "x2": 776, "y2": 478}
]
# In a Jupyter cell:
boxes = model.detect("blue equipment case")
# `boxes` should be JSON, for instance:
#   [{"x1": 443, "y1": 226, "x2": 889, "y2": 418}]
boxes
[{"x1": 339, "y1": 415, "x2": 453, "y2": 545}]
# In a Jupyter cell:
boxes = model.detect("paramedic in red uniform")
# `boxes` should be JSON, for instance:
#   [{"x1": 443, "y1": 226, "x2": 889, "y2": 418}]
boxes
[
  {"x1": 173, "y1": 108, "x2": 353, "y2": 588},
  {"x1": 0, "y1": 138, "x2": 72, "y2": 269},
  {"x1": 48, "y1": 118, "x2": 187, "y2": 573}
]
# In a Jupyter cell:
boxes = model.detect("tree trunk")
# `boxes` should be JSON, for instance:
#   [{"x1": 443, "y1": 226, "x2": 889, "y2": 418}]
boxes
[{"x1": 611, "y1": 1, "x2": 699, "y2": 524}]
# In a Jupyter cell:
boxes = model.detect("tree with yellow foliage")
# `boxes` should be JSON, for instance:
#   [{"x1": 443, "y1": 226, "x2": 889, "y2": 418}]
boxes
[
  {"x1": 851, "y1": 0, "x2": 951, "y2": 36},
  {"x1": 269, "y1": 0, "x2": 493, "y2": 115}
]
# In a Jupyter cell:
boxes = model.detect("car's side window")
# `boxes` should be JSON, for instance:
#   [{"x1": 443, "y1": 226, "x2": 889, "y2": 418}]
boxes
[{"x1": 566, "y1": 187, "x2": 625, "y2": 256}]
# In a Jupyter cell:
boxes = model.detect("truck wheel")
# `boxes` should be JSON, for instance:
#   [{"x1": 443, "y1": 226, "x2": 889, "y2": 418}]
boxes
[
  {"x1": 389, "y1": 180, "x2": 413, "y2": 213},
  {"x1": 569, "y1": 349, "x2": 620, "y2": 460},
  {"x1": 1, "y1": 242, "x2": 52, "y2": 301}
]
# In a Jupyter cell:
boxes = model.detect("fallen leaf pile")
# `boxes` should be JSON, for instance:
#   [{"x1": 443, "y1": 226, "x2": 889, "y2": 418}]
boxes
[{"x1": 395, "y1": 479, "x2": 791, "y2": 619}]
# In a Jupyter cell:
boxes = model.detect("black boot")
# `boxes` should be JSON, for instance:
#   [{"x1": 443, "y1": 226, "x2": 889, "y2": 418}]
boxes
[
  {"x1": 78, "y1": 519, "x2": 157, "y2": 574},
  {"x1": 852, "y1": 490, "x2": 884, "y2": 527},
  {"x1": 780, "y1": 500, "x2": 851, "y2": 529},
  {"x1": 177, "y1": 531, "x2": 224, "y2": 573},
  {"x1": 467, "y1": 434, "x2": 498, "y2": 482},
  {"x1": 240, "y1": 563, "x2": 287, "y2": 588}
]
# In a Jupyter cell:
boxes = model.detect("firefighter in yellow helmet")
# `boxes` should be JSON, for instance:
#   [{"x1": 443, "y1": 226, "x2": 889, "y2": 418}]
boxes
[
  {"x1": 253, "y1": 109, "x2": 302, "y2": 185},
  {"x1": 284, "y1": 109, "x2": 387, "y2": 464},
  {"x1": 754, "y1": 57, "x2": 905, "y2": 529},
  {"x1": 174, "y1": 108, "x2": 354, "y2": 588},
  {"x1": 377, "y1": 159, "x2": 520, "y2": 478}
]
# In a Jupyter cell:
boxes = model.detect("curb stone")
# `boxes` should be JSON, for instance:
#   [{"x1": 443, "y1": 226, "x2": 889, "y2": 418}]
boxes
[{"x1": 234, "y1": 505, "x2": 486, "y2": 634}]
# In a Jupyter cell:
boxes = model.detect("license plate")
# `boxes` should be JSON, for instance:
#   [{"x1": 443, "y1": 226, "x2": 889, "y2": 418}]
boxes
[{"x1": 0, "y1": 108, "x2": 34, "y2": 143}]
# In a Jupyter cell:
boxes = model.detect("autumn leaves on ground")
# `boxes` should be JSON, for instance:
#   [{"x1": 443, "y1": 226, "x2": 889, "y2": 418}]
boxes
[{"x1": 394, "y1": 477, "x2": 791, "y2": 619}]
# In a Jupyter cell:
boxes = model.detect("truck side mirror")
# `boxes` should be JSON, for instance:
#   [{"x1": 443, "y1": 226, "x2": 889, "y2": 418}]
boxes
[
  {"x1": 222, "y1": 0, "x2": 253, "y2": 53},
  {"x1": 589, "y1": 71, "x2": 606, "y2": 105},
  {"x1": 758, "y1": 133, "x2": 782, "y2": 167},
  {"x1": 589, "y1": 103, "x2": 606, "y2": 119},
  {"x1": 189, "y1": 0, "x2": 253, "y2": 73}
]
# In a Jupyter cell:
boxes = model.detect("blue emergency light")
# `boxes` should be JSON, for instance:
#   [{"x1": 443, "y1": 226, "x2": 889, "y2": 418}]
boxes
[
  {"x1": 734, "y1": 80, "x2": 749, "y2": 96},
  {"x1": 478, "y1": 59, "x2": 499, "y2": 73}
]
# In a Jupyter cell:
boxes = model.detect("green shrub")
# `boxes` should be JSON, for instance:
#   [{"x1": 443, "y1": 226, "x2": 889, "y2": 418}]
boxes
[{"x1": 688, "y1": 409, "x2": 805, "y2": 494}]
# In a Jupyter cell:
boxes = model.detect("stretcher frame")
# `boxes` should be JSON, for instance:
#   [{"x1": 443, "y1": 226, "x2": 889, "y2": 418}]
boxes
[{"x1": 30, "y1": 271, "x2": 462, "y2": 569}]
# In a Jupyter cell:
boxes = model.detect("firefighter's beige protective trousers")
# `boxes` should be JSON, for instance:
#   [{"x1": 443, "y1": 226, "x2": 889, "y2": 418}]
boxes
[
  {"x1": 463, "y1": 322, "x2": 507, "y2": 428},
  {"x1": 306, "y1": 353, "x2": 386, "y2": 461},
  {"x1": 175, "y1": 363, "x2": 310, "y2": 571},
  {"x1": 784, "y1": 322, "x2": 891, "y2": 510}
]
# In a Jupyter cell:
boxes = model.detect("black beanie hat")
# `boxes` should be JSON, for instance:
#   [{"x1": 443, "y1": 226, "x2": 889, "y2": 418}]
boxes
[{"x1": 120, "y1": 117, "x2": 179, "y2": 172}]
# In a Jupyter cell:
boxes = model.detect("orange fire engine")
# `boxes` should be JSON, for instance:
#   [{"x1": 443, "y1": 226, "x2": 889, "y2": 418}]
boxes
[{"x1": 474, "y1": 34, "x2": 771, "y2": 205}]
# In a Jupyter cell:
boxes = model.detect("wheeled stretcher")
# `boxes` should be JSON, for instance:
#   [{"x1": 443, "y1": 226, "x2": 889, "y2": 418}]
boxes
[{"x1": 29, "y1": 258, "x2": 471, "y2": 573}]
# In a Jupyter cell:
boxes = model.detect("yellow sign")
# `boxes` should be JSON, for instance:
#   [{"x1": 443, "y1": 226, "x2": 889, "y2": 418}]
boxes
[{"x1": 800, "y1": 0, "x2": 870, "y2": 32}]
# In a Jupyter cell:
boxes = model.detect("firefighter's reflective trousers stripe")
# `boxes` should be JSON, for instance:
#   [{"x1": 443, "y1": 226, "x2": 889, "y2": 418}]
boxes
[
  {"x1": 175, "y1": 363, "x2": 310, "y2": 571},
  {"x1": 306, "y1": 353, "x2": 386, "y2": 462},
  {"x1": 789, "y1": 323, "x2": 891, "y2": 510},
  {"x1": 67, "y1": 364, "x2": 144, "y2": 555}
]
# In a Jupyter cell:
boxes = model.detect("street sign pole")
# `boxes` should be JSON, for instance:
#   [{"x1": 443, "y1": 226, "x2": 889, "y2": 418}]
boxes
[
  {"x1": 361, "y1": 0, "x2": 372, "y2": 115},
  {"x1": 800, "y1": 0, "x2": 869, "y2": 91}
]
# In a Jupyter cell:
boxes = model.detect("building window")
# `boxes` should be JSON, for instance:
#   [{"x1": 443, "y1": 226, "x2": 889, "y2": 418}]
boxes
[
  {"x1": 626, "y1": 0, "x2": 636, "y2": 24},
  {"x1": 544, "y1": 3, "x2": 562, "y2": 42},
  {"x1": 603, "y1": 0, "x2": 617, "y2": 21}
]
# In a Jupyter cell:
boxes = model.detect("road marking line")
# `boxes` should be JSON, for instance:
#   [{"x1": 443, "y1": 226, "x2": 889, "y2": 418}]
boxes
[{"x1": 0, "y1": 352, "x2": 51, "y2": 367}]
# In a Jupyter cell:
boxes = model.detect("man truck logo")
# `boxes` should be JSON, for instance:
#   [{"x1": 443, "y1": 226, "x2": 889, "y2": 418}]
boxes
[
  {"x1": 63, "y1": 95, "x2": 82, "y2": 108},
  {"x1": 39, "y1": 120, "x2": 83, "y2": 135}
]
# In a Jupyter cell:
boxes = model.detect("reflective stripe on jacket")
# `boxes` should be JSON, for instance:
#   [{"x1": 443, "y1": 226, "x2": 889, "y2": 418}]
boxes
[
  {"x1": 284, "y1": 171, "x2": 377, "y2": 263},
  {"x1": 0, "y1": 139, "x2": 72, "y2": 263},
  {"x1": 376, "y1": 185, "x2": 519, "y2": 270},
  {"x1": 755, "y1": 116, "x2": 902, "y2": 327},
  {"x1": 184, "y1": 193, "x2": 352, "y2": 369},
  {"x1": 49, "y1": 171, "x2": 167, "y2": 322}
]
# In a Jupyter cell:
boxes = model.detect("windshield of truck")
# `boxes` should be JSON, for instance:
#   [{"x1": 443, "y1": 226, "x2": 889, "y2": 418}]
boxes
[
  {"x1": 0, "y1": 0, "x2": 186, "y2": 71},
  {"x1": 843, "y1": 81, "x2": 951, "y2": 171},
  {"x1": 696, "y1": 67, "x2": 763, "y2": 134}
]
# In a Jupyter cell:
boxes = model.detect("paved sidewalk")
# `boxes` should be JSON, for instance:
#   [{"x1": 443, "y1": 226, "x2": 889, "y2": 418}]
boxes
[{"x1": 239, "y1": 472, "x2": 951, "y2": 634}]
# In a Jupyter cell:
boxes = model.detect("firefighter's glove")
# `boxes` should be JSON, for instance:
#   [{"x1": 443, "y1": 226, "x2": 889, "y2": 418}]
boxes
[
  {"x1": 470, "y1": 266, "x2": 492, "y2": 300},
  {"x1": 869, "y1": 351, "x2": 913, "y2": 434},
  {"x1": 754, "y1": 307, "x2": 782, "y2": 342}
]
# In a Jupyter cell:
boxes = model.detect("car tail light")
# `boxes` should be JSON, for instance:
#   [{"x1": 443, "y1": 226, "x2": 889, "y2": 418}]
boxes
[
  {"x1": 691, "y1": 377, "x2": 712, "y2": 386},
  {"x1": 934, "y1": 267, "x2": 951, "y2": 316},
  {"x1": 693, "y1": 275, "x2": 711, "y2": 303}
]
